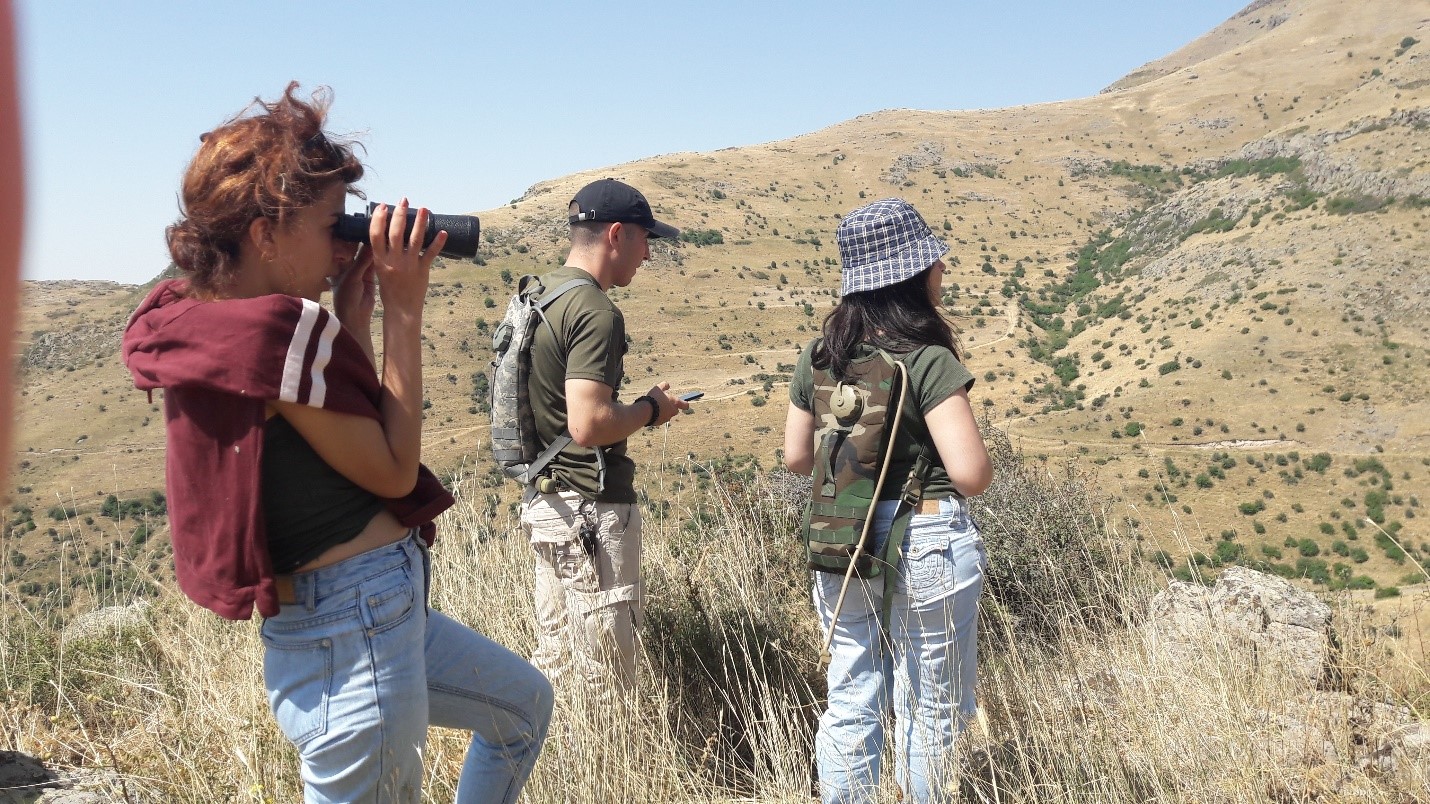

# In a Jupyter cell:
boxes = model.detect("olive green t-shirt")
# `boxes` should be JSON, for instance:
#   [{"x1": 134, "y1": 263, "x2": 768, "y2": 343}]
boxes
[
  {"x1": 527, "y1": 266, "x2": 636, "y2": 503},
  {"x1": 790, "y1": 340, "x2": 975, "y2": 499}
]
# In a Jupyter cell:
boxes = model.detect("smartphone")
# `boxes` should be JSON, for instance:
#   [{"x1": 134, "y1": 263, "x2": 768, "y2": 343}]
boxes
[{"x1": 678, "y1": 391, "x2": 705, "y2": 402}]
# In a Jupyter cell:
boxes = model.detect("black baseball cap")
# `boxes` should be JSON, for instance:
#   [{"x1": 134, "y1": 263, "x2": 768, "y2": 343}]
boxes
[{"x1": 568, "y1": 178, "x2": 680, "y2": 240}]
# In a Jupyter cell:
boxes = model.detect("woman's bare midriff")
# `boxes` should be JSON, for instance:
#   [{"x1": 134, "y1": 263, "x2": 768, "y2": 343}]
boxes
[{"x1": 289, "y1": 508, "x2": 409, "y2": 573}]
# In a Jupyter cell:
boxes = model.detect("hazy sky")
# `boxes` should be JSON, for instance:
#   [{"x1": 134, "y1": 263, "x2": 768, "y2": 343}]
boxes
[{"x1": 16, "y1": 0, "x2": 1250, "y2": 284}]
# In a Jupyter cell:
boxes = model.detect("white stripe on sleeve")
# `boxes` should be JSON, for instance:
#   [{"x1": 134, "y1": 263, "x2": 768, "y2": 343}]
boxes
[
  {"x1": 307, "y1": 308, "x2": 340, "y2": 408},
  {"x1": 279, "y1": 301, "x2": 321, "y2": 404}
]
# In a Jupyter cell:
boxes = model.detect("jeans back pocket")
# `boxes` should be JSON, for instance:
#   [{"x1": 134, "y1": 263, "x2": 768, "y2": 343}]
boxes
[
  {"x1": 901, "y1": 533, "x2": 955, "y2": 602},
  {"x1": 262, "y1": 635, "x2": 334, "y2": 747}
]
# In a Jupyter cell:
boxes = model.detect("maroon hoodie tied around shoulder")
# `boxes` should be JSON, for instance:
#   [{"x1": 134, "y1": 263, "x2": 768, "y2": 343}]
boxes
[{"x1": 122, "y1": 279, "x2": 454, "y2": 619}]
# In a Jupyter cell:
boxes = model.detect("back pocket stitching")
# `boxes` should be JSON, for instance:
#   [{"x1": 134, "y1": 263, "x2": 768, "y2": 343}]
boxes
[{"x1": 264, "y1": 637, "x2": 332, "y2": 746}]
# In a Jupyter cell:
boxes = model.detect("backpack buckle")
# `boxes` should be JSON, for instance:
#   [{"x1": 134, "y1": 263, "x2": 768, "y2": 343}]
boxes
[
  {"x1": 898, "y1": 453, "x2": 930, "y2": 509},
  {"x1": 900, "y1": 485, "x2": 922, "y2": 509}
]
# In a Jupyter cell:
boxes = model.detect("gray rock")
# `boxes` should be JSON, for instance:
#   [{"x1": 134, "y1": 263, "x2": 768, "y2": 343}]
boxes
[
  {"x1": 1145, "y1": 566, "x2": 1332, "y2": 684},
  {"x1": 0, "y1": 751, "x2": 56, "y2": 803},
  {"x1": 58, "y1": 601, "x2": 151, "y2": 647}
]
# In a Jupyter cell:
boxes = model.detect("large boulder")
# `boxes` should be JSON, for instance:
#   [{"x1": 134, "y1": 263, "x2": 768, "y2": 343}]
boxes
[{"x1": 1145, "y1": 566, "x2": 1332, "y2": 684}]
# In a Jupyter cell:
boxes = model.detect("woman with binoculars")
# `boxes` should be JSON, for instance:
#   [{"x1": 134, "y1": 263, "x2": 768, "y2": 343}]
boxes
[{"x1": 123, "y1": 82, "x2": 551, "y2": 803}]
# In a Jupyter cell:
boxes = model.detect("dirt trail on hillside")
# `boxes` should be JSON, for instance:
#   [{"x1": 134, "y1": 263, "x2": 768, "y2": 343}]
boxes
[
  {"x1": 983, "y1": 424, "x2": 1405, "y2": 458},
  {"x1": 967, "y1": 304, "x2": 1019, "y2": 352}
]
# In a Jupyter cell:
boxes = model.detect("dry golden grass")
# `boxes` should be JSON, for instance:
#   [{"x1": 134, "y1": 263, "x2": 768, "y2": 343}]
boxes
[
  {"x1": 3, "y1": 455, "x2": 1426, "y2": 803},
  {"x1": 4, "y1": 1, "x2": 1429, "y2": 797}
]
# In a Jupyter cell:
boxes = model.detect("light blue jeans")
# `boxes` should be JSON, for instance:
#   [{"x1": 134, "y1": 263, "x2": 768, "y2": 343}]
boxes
[
  {"x1": 261, "y1": 533, "x2": 554, "y2": 803},
  {"x1": 813, "y1": 497, "x2": 986, "y2": 804}
]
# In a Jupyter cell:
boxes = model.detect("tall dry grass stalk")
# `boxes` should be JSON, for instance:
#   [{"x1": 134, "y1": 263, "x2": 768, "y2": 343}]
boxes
[{"x1": 2, "y1": 437, "x2": 1425, "y2": 801}]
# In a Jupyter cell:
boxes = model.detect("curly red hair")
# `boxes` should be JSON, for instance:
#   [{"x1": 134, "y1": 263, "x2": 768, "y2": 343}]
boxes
[{"x1": 166, "y1": 82, "x2": 364, "y2": 294}]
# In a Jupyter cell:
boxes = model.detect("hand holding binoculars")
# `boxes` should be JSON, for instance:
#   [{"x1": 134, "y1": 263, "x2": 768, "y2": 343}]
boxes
[{"x1": 335, "y1": 202, "x2": 481, "y2": 260}]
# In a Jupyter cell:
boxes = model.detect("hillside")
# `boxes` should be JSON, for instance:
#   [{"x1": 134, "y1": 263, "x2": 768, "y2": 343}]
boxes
[{"x1": 5, "y1": 0, "x2": 1428, "y2": 609}]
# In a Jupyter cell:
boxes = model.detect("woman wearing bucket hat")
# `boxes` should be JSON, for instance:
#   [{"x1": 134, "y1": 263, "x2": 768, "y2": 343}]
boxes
[{"x1": 784, "y1": 198, "x2": 993, "y2": 802}]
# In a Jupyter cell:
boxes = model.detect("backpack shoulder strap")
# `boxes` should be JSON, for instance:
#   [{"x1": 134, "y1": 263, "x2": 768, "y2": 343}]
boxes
[
  {"x1": 874, "y1": 353, "x2": 935, "y2": 647},
  {"x1": 533, "y1": 276, "x2": 599, "y2": 341},
  {"x1": 527, "y1": 274, "x2": 604, "y2": 490},
  {"x1": 537, "y1": 276, "x2": 598, "y2": 308}
]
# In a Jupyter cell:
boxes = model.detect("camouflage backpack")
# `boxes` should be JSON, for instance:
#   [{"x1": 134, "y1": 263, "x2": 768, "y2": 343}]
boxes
[
  {"x1": 489, "y1": 274, "x2": 602, "y2": 486},
  {"x1": 802, "y1": 343, "x2": 931, "y2": 581}
]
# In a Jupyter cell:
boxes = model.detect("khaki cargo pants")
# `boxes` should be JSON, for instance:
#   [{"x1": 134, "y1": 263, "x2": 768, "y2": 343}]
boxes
[{"x1": 522, "y1": 488, "x2": 642, "y2": 695}]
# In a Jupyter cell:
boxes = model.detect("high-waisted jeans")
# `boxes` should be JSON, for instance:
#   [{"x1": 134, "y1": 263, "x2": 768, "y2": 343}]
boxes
[
  {"x1": 813, "y1": 496, "x2": 986, "y2": 804},
  {"x1": 261, "y1": 533, "x2": 553, "y2": 803}
]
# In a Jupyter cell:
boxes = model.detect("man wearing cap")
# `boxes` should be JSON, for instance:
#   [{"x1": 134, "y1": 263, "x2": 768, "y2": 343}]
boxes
[{"x1": 520, "y1": 178, "x2": 688, "y2": 695}]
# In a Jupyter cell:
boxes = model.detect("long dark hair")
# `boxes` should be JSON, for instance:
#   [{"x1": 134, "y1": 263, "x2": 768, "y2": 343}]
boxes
[{"x1": 813, "y1": 266, "x2": 962, "y2": 381}]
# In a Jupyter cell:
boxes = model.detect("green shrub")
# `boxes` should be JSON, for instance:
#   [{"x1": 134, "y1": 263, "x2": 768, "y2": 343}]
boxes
[
  {"x1": 1325, "y1": 194, "x2": 1387, "y2": 215},
  {"x1": 967, "y1": 417, "x2": 1133, "y2": 647},
  {"x1": 680, "y1": 229, "x2": 725, "y2": 247},
  {"x1": 1215, "y1": 156, "x2": 1302, "y2": 178},
  {"x1": 1184, "y1": 209, "x2": 1240, "y2": 238},
  {"x1": 1295, "y1": 557, "x2": 1331, "y2": 585},
  {"x1": 1283, "y1": 185, "x2": 1321, "y2": 210},
  {"x1": 1214, "y1": 540, "x2": 1244, "y2": 564}
]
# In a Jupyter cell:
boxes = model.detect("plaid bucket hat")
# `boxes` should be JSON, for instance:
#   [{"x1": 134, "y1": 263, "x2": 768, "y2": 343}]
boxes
[{"x1": 836, "y1": 198, "x2": 949, "y2": 295}]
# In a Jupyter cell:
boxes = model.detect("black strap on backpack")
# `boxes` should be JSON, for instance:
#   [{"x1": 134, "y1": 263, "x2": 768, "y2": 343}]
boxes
[
  {"x1": 528, "y1": 276, "x2": 606, "y2": 492},
  {"x1": 874, "y1": 450, "x2": 931, "y2": 649}
]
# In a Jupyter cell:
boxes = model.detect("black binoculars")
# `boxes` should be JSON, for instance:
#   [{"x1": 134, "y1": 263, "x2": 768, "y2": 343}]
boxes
[{"x1": 334, "y1": 202, "x2": 481, "y2": 260}]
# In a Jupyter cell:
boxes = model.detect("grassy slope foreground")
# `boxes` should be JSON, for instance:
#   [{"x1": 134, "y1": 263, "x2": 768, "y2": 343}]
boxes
[{"x1": 3, "y1": 428, "x2": 1427, "y2": 802}]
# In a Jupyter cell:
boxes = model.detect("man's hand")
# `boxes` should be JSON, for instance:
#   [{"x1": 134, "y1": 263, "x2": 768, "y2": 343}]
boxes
[{"x1": 642, "y1": 382, "x2": 689, "y2": 427}]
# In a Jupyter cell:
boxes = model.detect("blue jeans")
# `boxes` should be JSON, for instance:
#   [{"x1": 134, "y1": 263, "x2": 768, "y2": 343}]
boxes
[
  {"x1": 261, "y1": 534, "x2": 554, "y2": 803},
  {"x1": 813, "y1": 497, "x2": 986, "y2": 804}
]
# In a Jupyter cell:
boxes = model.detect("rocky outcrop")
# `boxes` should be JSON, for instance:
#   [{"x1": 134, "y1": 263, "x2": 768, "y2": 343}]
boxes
[
  {"x1": 883, "y1": 141, "x2": 946, "y2": 185},
  {"x1": 58, "y1": 601, "x2": 151, "y2": 646},
  {"x1": 0, "y1": 750, "x2": 119, "y2": 804},
  {"x1": 1045, "y1": 568, "x2": 1430, "y2": 797},
  {"x1": 883, "y1": 141, "x2": 1006, "y2": 186},
  {"x1": 1231, "y1": 109, "x2": 1430, "y2": 199},
  {"x1": 1145, "y1": 565, "x2": 1332, "y2": 683},
  {"x1": 19, "y1": 323, "x2": 124, "y2": 373}
]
